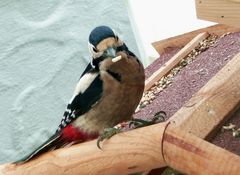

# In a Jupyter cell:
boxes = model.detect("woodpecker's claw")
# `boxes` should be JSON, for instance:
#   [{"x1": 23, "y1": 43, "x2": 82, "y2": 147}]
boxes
[
  {"x1": 152, "y1": 110, "x2": 166, "y2": 122},
  {"x1": 97, "y1": 127, "x2": 121, "y2": 149},
  {"x1": 97, "y1": 111, "x2": 166, "y2": 149},
  {"x1": 129, "y1": 111, "x2": 166, "y2": 129}
]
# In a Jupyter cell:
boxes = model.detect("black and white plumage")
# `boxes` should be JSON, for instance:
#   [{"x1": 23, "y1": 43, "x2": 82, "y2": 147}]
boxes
[
  {"x1": 57, "y1": 69, "x2": 103, "y2": 132},
  {"x1": 14, "y1": 26, "x2": 145, "y2": 163}
]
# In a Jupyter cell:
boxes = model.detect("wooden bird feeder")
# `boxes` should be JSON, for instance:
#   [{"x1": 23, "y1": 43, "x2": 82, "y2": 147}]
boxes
[{"x1": 1, "y1": 2, "x2": 240, "y2": 175}]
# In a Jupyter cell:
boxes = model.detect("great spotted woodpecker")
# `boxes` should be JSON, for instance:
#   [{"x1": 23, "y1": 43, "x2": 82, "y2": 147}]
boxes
[{"x1": 14, "y1": 26, "x2": 145, "y2": 163}]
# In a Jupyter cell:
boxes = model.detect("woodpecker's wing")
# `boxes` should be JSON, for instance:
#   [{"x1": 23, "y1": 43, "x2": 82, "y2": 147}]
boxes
[
  {"x1": 57, "y1": 68, "x2": 103, "y2": 131},
  {"x1": 14, "y1": 68, "x2": 103, "y2": 164}
]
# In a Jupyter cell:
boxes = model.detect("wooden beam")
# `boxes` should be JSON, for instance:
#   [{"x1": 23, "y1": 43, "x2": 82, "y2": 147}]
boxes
[
  {"x1": 195, "y1": 0, "x2": 240, "y2": 28},
  {"x1": 1, "y1": 122, "x2": 240, "y2": 175},
  {"x1": 0, "y1": 123, "x2": 168, "y2": 175},
  {"x1": 144, "y1": 32, "x2": 209, "y2": 92},
  {"x1": 169, "y1": 52, "x2": 240, "y2": 139},
  {"x1": 152, "y1": 24, "x2": 239, "y2": 54}
]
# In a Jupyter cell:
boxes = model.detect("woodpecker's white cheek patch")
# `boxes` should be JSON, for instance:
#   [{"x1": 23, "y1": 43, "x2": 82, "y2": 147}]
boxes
[
  {"x1": 73, "y1": 73, "x2": 98, "y2": 95},
  {"x1": 88, "y1": 42, "x2": 104, "y2": 59}
]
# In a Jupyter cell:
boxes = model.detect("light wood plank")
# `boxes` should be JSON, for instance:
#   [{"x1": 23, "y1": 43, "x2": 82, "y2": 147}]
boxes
[
  {"x1": 169, "y1": 52, "x2": 240, "y2": 139},
  {"x1": 196, "y1": 0, "x2": 240, "y2": 28},
  {"x1": 152, "y1": 24, "x2": 239, "y2": 54},
  {"x1": 228, "y1": 0, "x2": 240, "y2": 3},
  {"x1": 144, "y1": 32, "x2": 209, "y2": 92}
]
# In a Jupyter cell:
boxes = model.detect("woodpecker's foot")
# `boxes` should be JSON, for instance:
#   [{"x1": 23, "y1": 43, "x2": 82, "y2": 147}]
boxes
[
  {"x1": 97, "y1": 122, "x2": 129, "y2": 149},
  {"x1": 96, "y1": 111, "x2": 166, "y2": 149},
  {"x1": 97, "y1": 123, "x2": 126, "y2": 149},
  {"x1": 129, "y1": 111, "x2": 166, "y2": 129}
]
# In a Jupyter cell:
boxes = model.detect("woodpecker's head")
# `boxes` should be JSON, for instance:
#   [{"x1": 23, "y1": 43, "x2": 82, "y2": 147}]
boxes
[{"x1": 88, "y1": 26, "x2": 123, "y2": 60}]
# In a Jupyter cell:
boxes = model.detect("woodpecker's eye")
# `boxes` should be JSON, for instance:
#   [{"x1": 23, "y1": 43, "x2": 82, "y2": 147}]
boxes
[{"x1": 115, "y1": 35, "x2": 119, "y2": 41}]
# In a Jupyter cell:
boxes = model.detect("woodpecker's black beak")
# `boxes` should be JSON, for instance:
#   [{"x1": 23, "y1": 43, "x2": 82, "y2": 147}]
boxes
[{"x1": 105, "y1": 47, "x2": 116, "y2": 58}]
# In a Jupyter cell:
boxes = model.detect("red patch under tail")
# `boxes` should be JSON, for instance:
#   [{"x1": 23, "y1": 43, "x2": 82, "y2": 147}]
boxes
[{"x1": 62, "y1": 124, "x2": 99, "y2": 142}]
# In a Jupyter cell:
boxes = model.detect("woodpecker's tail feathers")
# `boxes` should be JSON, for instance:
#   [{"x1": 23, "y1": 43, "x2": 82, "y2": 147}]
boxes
[
  {"x1": 56, "y1": 105, "x2": 75, "y2": 132},
  {"x1": 13, "y1": 132, "x2": 66, "y2": 164}
]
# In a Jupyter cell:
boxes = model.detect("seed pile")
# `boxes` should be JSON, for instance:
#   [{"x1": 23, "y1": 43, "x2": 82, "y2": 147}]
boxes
[
  {"x1": 222, "y1": 123, "x2": 240, "y2": 138},
  {"x1": 137, "y1": 34, "x2": 219, "y2": 111}
]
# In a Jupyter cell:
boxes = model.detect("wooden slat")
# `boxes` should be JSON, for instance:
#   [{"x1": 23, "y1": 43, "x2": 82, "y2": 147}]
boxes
[
  {"x1": 144, "y1": 32, "x2": 209, "y2": 92},
  {"x1": 169, "y1": 52, "x2": 240, "y2": 139},
  {"x1": 152, "y1": 24, "x2": 239, "y2": 54},
  {"x1": 195, "y1": 0, "x2": 240, "y2": 28},
  {"x1": 228, "y1": 0, "x2": 240, "y2": 3}
]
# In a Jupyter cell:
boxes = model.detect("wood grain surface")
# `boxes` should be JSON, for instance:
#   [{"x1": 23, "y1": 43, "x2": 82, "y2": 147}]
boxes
[
  {"x1": 196, "y1": 0, "x2": 240, "y2": 28},
  {"x1": 152, "y1": 24, "x2": 239, "y2": 54},
  {"x1": 169, "y1": 52, "x2": 240, "y2": 139}
]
